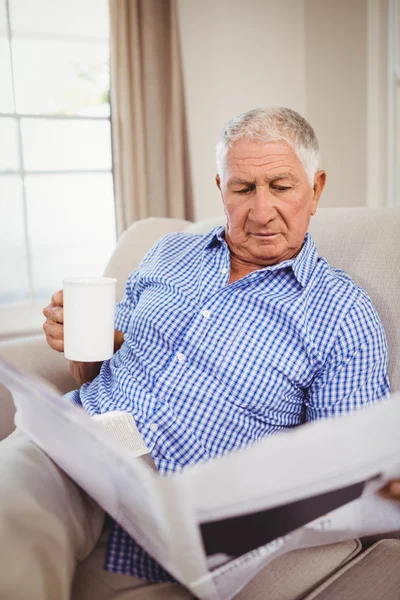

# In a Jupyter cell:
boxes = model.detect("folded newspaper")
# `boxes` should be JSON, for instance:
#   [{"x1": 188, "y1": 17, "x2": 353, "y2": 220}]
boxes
[{"x1": 1, "y1": 356, "x2": 400, "y2": 600}]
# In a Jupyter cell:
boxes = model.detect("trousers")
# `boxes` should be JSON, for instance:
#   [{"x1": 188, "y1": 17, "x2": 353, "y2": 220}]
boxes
[{"x1": 0, "y1": 428, "x2": 192, "y2": 600}]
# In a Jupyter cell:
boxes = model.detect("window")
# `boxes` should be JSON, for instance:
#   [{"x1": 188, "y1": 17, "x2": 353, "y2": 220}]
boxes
[
  {"x1": 388, "y1": 0, "x2": 400, "y2": 206},
  {"x1": 0, "y1": 0, "x2": 116, "y2": 337}
]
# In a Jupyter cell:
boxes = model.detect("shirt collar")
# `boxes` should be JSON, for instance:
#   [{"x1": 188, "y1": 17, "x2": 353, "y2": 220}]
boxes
[
  {"x1": 204, "y1": 227, "x2": 318, "y2": 288},
  {"x1": 204, "y1": 226, "x2": 226, "y2": 249}
]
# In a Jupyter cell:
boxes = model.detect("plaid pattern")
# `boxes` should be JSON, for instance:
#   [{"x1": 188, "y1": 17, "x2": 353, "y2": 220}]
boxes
[{"x1": 65, "y1": 227, "x2": 390, "y2": 582}]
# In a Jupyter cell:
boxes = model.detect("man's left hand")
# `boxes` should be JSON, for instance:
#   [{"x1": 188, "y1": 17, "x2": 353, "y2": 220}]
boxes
[{"x1": 379, "y1": 479, "x2": 400, "y2": 500}]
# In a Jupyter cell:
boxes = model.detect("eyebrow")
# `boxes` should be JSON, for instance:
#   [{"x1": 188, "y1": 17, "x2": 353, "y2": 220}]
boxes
[
  {"x1": 227, "y1": 172, "x2": 297, "y2": 187},
  {"x1": 227, "y1": 178, "x2": 255, "y2": 187},
  {"x1": 270, "y1": 172, "x2": 296, "y2": 182}
]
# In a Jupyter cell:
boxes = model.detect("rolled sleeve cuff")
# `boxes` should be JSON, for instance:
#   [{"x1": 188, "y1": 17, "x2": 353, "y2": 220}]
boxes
[
  {"x1": 114, "y1": 302, "x2": 132, "y2": 335},
  {"x1": 63, "y1": 389, "x2": 82, "y2": 406}
]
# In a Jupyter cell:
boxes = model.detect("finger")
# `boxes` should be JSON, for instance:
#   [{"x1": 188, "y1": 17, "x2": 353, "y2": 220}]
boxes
[
  {"x1": 51, "y1": 289, "x2": 63, "y2": 307},
  {"x1": 389, "y1": 481, "x2": 400, "y2": 498},
  {"x1": 52, "y1": 306, "x2": 64, "y2": 324},
  {"x1": 378, "y1": 481, "x2": 400, "y2": 500},
  {"x1": 43, "y1": 321, "x2": 63, "y2": 340},
  {"x1": 42, "y1": 304, "x2": 51, "y2": 317},
  {"x1": 43, "y1": 305, "x2": 63, "y2": 324},
  {"x1": 46, "y1": 334, "x2": 64, "y2": 353},
  {"x1": 379, "y1": 485, "x2": 391, "y2": 499}
]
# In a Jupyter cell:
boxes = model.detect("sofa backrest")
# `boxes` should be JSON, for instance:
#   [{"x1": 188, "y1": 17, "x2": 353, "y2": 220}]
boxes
[
  {"x1": 309, "y1": 208, "x2": 400, "y2": 392},
  {"x1": 105, "y1": 208, "x2": 400, "y2": 392},
  {"x1": 103, "y1": 217, "x2": 191, "y2": 300}
]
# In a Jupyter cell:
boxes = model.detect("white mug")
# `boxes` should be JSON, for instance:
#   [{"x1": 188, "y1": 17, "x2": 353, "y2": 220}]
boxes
[{"x1": 63, "y1": 277, "x2": 117, "y2": 362}]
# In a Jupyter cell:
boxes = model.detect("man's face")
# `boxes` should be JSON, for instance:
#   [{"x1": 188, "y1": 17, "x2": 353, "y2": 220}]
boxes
[{"x1": 216, "y1": 139, "x2": 326, "y2": 268}]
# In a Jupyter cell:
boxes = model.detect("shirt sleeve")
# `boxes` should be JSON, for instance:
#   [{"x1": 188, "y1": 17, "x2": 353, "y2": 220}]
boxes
[
  {"x1": 113, "y1": 236, "x2": 165, "y2": 335},
  {"x1": 305, "y1": 290, "x2": 390, "y2": 421},
  {"x1": 114, "y1": 270, "x2": 140, "y2": 334}
]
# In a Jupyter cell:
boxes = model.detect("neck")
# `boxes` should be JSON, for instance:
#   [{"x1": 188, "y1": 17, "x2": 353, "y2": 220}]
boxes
[
  {"x1": 226, "y1": 243, "x2": 303, "y2": 285},
  {"x1": 228, "y1": 254, "x2": 260, "y2": 284}
]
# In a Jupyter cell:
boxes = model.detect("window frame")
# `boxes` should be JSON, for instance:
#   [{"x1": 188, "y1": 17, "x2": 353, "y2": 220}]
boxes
[{"x1": 0, "y1": 0, "x2": 115, "y2": 339}]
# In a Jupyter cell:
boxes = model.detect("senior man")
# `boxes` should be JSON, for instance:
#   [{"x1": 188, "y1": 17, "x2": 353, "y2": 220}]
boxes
[{"x1": 1, "y1": 107, "x2": 399, "y2": 600}]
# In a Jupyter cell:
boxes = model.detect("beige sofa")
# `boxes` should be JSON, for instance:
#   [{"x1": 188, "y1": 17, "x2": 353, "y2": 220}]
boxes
[{"x1": 1, "y1": 207, "x2": 400, "y2": 599}]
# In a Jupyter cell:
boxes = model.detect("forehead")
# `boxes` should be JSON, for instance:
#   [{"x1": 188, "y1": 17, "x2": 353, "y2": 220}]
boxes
[{"x1": 224, "y1": 139, "x2": 305, "y2": 180}]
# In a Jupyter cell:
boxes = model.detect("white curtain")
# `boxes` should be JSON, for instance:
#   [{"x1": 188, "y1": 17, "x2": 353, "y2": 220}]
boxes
[{"x1": 109, "y1": 0, "x2": 193, "y2": 237}]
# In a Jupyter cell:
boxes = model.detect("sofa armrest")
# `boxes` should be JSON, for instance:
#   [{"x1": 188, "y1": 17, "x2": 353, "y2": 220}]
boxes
[
  {"x1": 103, "y1": 217, "x2": 192, "y2": 301},
  {"x1": 0, "y1": 334, "x2": 77, "y2": 441}
]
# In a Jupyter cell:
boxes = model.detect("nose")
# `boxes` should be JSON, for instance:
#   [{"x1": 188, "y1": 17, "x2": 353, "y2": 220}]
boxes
[{"x1": 249, "y1": 186, "x2": 277, "y2": 225}]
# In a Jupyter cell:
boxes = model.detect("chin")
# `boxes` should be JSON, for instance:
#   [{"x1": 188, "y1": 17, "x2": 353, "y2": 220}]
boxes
[
  {"x1": 250, "y1": 249, "x2": 281, "y2": 264},
  {"x1": 250, "y1": 238, "x2": 280, "y2": 252}
]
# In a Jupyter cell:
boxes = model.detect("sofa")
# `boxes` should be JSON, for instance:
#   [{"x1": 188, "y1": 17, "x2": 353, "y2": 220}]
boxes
[{"x1": 1, "y1": 207, "x2": 400, "y2": 599}]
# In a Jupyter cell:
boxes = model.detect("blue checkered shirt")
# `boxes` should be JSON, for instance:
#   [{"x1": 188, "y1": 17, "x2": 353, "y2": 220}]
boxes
[{"x1": 65, "y1": 226, "x2": 390, "y2": 582}]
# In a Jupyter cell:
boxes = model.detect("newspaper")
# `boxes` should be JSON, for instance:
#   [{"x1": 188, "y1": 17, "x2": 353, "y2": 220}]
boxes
[
  {"x1": 1, "y1": 356, "x2": 400, "y2": 600},
  {"x1": 92, "y1": 411, "x2": 150, "y2": 456}
]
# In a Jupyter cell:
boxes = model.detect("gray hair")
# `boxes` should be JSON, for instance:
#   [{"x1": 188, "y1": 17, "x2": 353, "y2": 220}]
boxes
[{"x1": 216, "y1": 106, "x2": 320, "y2": 187}]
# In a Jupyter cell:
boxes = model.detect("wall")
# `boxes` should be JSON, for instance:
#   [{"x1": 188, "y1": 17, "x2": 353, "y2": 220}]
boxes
[
  {"x1": 304, "y1": 0, "x2": 368, "y2": 208},
  {"x1": 366, "y1": 0, "x2": 388, "y2": 208},
  {"x1": 177, "y1": 0, "x2": 387, "y2": 219},
  {"x1": 177, "y1": 0, "x2": 306, "y2": 221}
]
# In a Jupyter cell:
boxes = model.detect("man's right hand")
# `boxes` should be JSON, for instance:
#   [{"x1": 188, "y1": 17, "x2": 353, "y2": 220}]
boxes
[
  {"x1": 42, "y1": 290, "x2": 64, "y2": 353},
  {"x1": 42, "y1": 291, "x2": 124, "y2": 355},
  {"x1": 42, "y1": 288, "x2": 105, "y2": 387}
]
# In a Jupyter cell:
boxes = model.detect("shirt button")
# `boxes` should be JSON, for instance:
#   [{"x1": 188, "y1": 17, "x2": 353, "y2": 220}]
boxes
[
  {"x1": 149, "y1": 423, "x2": 158, "y2": 432},
  {"x1": 202, "y1": 309, "x2": 211, "y2": 319},
  {"x1": 176, "y1": 352, "x2": 185, "y2": 363},
  {"x1": 221, "y1": 267, "x2": 228, "y2": 275}
]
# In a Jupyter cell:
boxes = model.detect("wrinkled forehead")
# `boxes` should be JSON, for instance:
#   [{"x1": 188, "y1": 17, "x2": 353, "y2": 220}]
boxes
[{"x1": 223, "y1": 139, "x2": 306, "y2": 182}]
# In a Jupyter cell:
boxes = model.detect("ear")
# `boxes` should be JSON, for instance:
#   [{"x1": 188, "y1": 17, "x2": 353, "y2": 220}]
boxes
[
  {"x1": 311, "y1": 170, "x2": 326, "y2": 215},
  {"x1": 216, "y1": 174, "x2": 228, "y2": 218}
]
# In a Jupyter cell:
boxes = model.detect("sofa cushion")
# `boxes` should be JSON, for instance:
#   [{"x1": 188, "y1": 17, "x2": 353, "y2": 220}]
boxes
[
  {"x1": 234, "y1": 540, "x2": 361, "y2": 600},
  {"x1": 103, "y1": 217, "x2": 191, "y2": 302},
  {"x1": 304, "y1": 539, "x2": 400, "y2": 600},
  {"x1": 0, "y1": 335, "x2": 76, "y2": 440}
]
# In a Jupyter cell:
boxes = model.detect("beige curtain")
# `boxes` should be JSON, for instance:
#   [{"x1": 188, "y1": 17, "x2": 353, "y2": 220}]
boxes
[{"x1": 109, "y1": 0, "x2": 193, "y2": 237}]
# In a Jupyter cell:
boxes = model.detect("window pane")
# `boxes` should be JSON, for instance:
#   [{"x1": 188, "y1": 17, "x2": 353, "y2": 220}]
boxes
[
  {"x1": 13, "y1": 39, "x2": 109, "y2": 116},
  {"x1": 0, "y1": 0, "x2": 7, "y2": 36},
  {"x1": 0, "y1": 118, "x2": 19, "y2": 171},
  {"x1": 9, "y1": 0, "x2": 109, "y2": 39},
  {"x1": 0, "y1": 0, "x2": 13, "y2": 112},
  {"x1": 25, "y1": 173, "x2": 116, "y2": 299},
  {"x1": 21, "y1": 118, "x2": 112, "y2": 171},
  {"x1": 0, "y1": 39, "x2": 14, "y2": 112},
  {"x1": 0, "y1": 175, "x2": 29, "y2": 304}
]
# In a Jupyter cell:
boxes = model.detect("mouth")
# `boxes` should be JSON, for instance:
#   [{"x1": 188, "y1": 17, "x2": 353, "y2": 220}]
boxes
[{"x1": 251, "y1": 233, "x2": 279, "y2": 238}]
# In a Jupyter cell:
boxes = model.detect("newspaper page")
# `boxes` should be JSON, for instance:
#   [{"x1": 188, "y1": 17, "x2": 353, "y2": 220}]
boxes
[
  {"x1": 172, "y1": 393, "x2": 400, "y2": 598},
  {"x1": 1, "y1": 356, "x2": 400, "y2": 600},
  {"x1": 0, "y1": 358, "x2": 207, "y2": 588},
  {"x1": 92, "y1": 411, "x2": 150, "y2": 456}
]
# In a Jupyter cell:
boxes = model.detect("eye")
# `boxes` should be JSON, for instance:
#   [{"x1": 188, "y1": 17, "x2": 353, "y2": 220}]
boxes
[
  {"x1": 272, "y1": 185, "x2": 291, "y2": 192},
  {"x1": 232, "y1": 184, "x2": 255, "y2": 194},
  {"x1": 235, "y1": 188, "x2": 252, "y2": 194}
]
